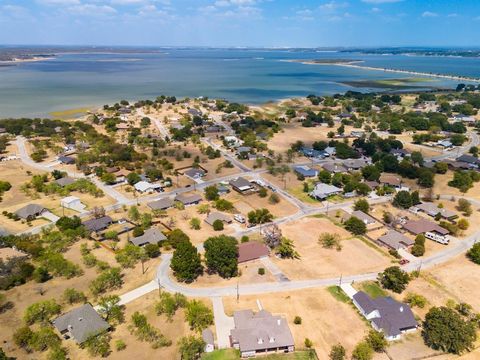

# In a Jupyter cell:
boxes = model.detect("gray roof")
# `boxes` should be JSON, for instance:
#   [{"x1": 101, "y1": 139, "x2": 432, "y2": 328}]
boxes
[
  {"x1": 231, "y1": 310, "x2": 294, "y2": 353},
  {"x1": 205, "y1": 212, "x2": 232, "y2": 226},
  {"x1": 344, "y1": 159, "x2": 368, "y2": 170},
  {"x1": 130, "y1": 227, "x2": 167, "y2": 246},
  {"x1": 229, "y1": 177, "x2": 253, "y2": 191},
  {"x1": 55, "y1": 177, "x2": 76, "y2": 187},
  {"x1": 58, "y1": 155, "x2": 75, "y2": 164},
  {"x1": 412, "y1": 202, "x2": 457, "y2": 219},
  {"x1": 322, "y1": 163, "x2": 347, "y2": 173},
  {"x1": 310, "y1": 183, "x2": 342, "y2": 200},
  {"x1": 15, "y1": 204, "x2": 46, "y2": 219},
  {"x1": 202, "y1": 329, "x2": 214, "y2": 345},
  {"x1": 378, "y1": 230, "x2": 414, "y2": 250},
  {"x1": 353, "y1": 291, "x2": 417, "y2": 337},
  {"x1": 175, "y1": 193, "x2": 202, "y2": 205},
  {"x1": 82, "y1": 216, "x2": 113, "y2": 232},
  {"x1": 148, "y1": 197, "x2": 174, "y2": 210},
  {"x1": 52, "y1": 304, "x2": 110, "y2": 344},
  {"x1": 184, "y1": 168, "x2": 206, "y2": 178},
  {"x1": 457, "y1": 154, "x2": 480, "y2": 165},
  {"x1": 351, "y1": 210, "x2": 377, "y2": 225}
]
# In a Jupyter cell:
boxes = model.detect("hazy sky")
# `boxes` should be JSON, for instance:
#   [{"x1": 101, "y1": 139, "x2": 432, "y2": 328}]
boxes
[{"x1": 0, "y1": 0, "x2": 479, "y2": 47}]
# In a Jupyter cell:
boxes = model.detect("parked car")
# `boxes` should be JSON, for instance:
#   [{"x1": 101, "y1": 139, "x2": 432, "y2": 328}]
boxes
[{"x1": 234, "y1": 214, "x2": 246, "y2": 224}]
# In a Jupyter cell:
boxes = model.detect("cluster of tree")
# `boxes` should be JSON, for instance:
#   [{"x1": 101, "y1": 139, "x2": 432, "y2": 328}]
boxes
[
  {"x1": 393, "y1": 190, "x2": 421, "y2": 209},
  {"x1": 411, "y1": 234, "x2": 426, "y2": 257},
  {"x1": 247, "y1": 208, "x2": 273, "y2": 225},
  {"x1": 130, "y1": 311, "x2": 172, "y2": 349},
  {"x1": 448, "y1": 170, "x2": 480, "y2": 193},
  {"x1": 377, "y1": 266, "x2": 410, "y2": 293},
  {"x1": 204, "y1": 235, "x2": 238, "y2": 278},
  {"x1": 344, "y1": 216, "x2": 367, "y2": 235},
  {"x1": 170, "y1": 231, "x2": 203, "y2": 283}
]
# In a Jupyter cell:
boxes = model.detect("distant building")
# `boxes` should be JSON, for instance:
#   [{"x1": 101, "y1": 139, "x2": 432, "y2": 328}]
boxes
[
  {"x1": 148, "y1": 197, "x2": 174, "y2": 211},
  {"x1": 377, "y1": 230, "x2": 414, "y2": 250},
  {"x1": 238, "y1": 242, "x2": 270, "y2": 263},
  {"x1": 410, "y1": 202, "x2": 458, "y2": 221},
  {"x1": 230, "y1": 309, "x2": 295, "y2": 358},
  {"x1": 309, "y1": 183, "x2": 342, "y2": 200},
  {"x1": 202, "y1": 329, "x2": 215, "y2": 353},
  {"x1": 350, "y1": 210, "x2": 377, "y2": 225},
  {"x1": 15, "y1": 204, "x2": 46, "y2": 220},
  {"x1": 204, "y1": 212, "x2": 232, "y2": 227},
  {"x1": 175, "y1": 193, "x2": 202, "y2": 206},
  {"x1": 230, "y1": 177, "x2": 254, "y2": 194},
  {"x1": 184, "y1": 168, "x2": 206, "y2": 180},
  {"x1": 134, "y1": 181, "x2": 162, "y2": 193},
  {"x1": 344, "y1": 159, "x2": 369, "y2": 171},
  {"x1": 403, "y1": 218, "x2": 449, "y2": 240},
  {"x1": 322, "y1": 163, "x2": 347, "y2": 174},
  {"x1": 60, "y1": 196, "x2": 86, "y2": 212},
  {"x1": 379, "y1": 174, "x2": 402, "y2": 188},
  {"x1": 293, "y1": 165, "x2": 318, "y2": 178},
  {"x1": 58, "y1": 155, "x2": 75, "y2": 165},
  {"x1": 55, "y1": 177, "x2": 76, "y2": 187},
  {"x1": 130, "y1": 227, "x2": 167, "y2": 247},
  {"x1": 352, "y1": 291, "x2": 417, "y2": 341},
  {"x1": 188, "y1": 108, "x2": 202, "y2": 117},
  {"x1": 82, "y1": 216, "x2": 113, "y2": 233},
  {"x1": 52, "y1": 304, "x2": 110, "y2": 344}
]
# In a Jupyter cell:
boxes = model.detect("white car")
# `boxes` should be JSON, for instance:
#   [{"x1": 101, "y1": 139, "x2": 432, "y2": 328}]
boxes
[{"x1": 234, "y1": 214, "x2": 246, "y2": 224}]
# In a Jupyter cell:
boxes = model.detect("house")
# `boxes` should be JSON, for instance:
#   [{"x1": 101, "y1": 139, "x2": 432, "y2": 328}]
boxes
[
  {"x1": 60, "y1": 196, "x2": 86, "y2": 212},
  {"x1": 52, "y1": 304, "x2": 110, "y2": 344},
  {"x1": 452, "y1": 114, "x2": 476, "y2": 123},
  {"x1": 224, "y1": 136, "x2": 242, "y2": 147},
  {"x1": 378, "y1": 230, "x2": 414, "y2": 250},
  {"x1": 390, "y1": 148, "x2": 410, "y2": 160},
  {"x1": 216, "y1": 184, "x2": 230, "y2": 195},
  {"x1": 113, "y1": 170, "x2": 130, "y2": 183},
  {"x1": 148, "y1": 197, "x2": 174, "y2": 211},
  {"x1": 300, "y1": 148, "x2": 324, "y2": 158},
  {"x1": 294, "y1": 166, "x2": 318, "y2": 178},
  {"x1": 352, "y1": 291, "x2": 417, "y2": 341},
  {"x1": 403, "y1": 218, "x2": 449, "y2": 242},
  {"x1": 205, "y1": 212, "x2": 232, "y2": 226},
  {"x1": 202, "y1": 329, "x2": 215, "y2": 353},
  {"x1": 188, "y1": 108, "x2": 202, "y2": 117},
  {"x1": 309, "y1": 183, "x2": 342, "y2": 200},
  {"x1": 350, "y1": 130, "x2": 365, "y2": 138},
  {"x1": 130, "y1": 227, "x2": 167, "y2": 247},
  {"x1": 58, "y1": 155, "x2": 75, "y2": 165},
  {"x1": 344, "y1": 159, "x2": 369, "y2": 171},
  {"x1": 82, "y1": 216, "x2": 113, "y2": 233},
  {"x1": 184, "y1": 168, "x2": 206, "y2": 180},
  {"x1": 237, "y1": 146, "x2": 252, "y2": 156},
  {"x1": 175, "y1": 193, "x2": 202, "y2": 206},
  {"x1": 238, "y1": 242, "x2": 270, "y2": 263},
  {"x1": 324, "y1": 146, "x2": 336, "y2": 156},
  {"x1": 55, "y1": 177, "x2": 76, "y2": 187},
  {"x1": 379, "y1": 174, "x2": 402, "y2": 188},
  {"x1": 230, "y1": 309, "x2": 295, "y2": 358},
  {"x1": 134, "y1": 181, "x2": 162, "y2": 193},
  {"x1": 230, "y1": 177, "x2": 254, "y2": 194},
  {"x1": 437, "y1": 139, "x2": 453, "y2": 148},
  {"x1": 15, "y1": 204, "x2": 46, "y2": 220},
  {"x1": 456, "y1": 154, "x2": 480, "y2": 168},
  {"x1": 350, "y1": 210, "x2": 377, "y2": 225},
  {"x1": 0, "y1": 127, "x2": 6, "y2": 134},
  {"x1": 410, "y1": 202, "x2": 458, "y2": 221},
  {"x1": 322, "y1": 163, "x2": 347, "y2": 174},
  {"x1": 364, "y1": 180, "x2": 380, "y2": 190}
]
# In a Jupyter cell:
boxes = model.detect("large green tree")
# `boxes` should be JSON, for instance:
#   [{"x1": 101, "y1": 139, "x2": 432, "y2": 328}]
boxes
[
  {"x1": 204, "y1": 235, "x2": 238, "y2": 278},
  {"x1": 377, "y1": 266, "x2": 410, "y2": 293},
  {"x1": 170, "y1": 241, "x2": 203, "y2": 283}
]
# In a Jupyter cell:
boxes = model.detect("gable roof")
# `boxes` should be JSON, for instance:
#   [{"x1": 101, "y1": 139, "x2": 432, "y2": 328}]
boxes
[
  {"x1": 379, "y1": 173, "x2": 402, "y2": 187},
  {"x1": 238, "y1": 242, "x2": 270, "y2": 263},
  {"x1": 184, "y1": 168, "x2": 206, "y2": 179},
  {"x1": 204, "y1": 212, "x2": 232, "y2": 226},
  {"x1": 294, "y1": 166, "x2": 318, "y2": 177},
  {"x1": 351, "y1": 210, "x2": 377, "y2": 225},
  {"x1": 378, "y1": 230, "x2": 414, "y2": 250},
  {"x1": 403, "y1": 218, "x2": 449, "y2": 236},
  {"x1": 229, "y1": 177, "x2": 253, "y2": 191},
  {"x1": 310, "y1": 183, "x2": 342, "y2": 199},
  {"x1": 82, "y1": 216, "x2": 112, "y2": 232},
  {"x1": 134, "y1": 181, "x2": 162, "y2": 192},
  {"x1": 15, "y1": 204, "x2": 46, "y2": 219},
  {"x1": 457, "y1": 154, "x2": 480, "y2": 165},
  {"x1": 175, "y1": 193, "x2": 202, "y2": 205},
  {"x1": 148, "y1": 197, "x2": 174, "y2": 210},
  {"x1": 322, "y1": 163, "x2": 347, "y2": 173},
  {"x1": 412, "y1": 202, "x2": 457, "y2": 219},
  {"x1": 52, "y1": 304, "x2": 110, "y2": 344},
  {"x1": 55, "y1": 177, "x2": 76, "y2": 187},
  {"x1": 130, "y1": 227, "x2": 167, "y2": 246}
]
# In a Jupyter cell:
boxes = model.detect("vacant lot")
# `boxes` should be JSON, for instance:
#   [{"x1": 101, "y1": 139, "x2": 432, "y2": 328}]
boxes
[
  {"x1": 270, "y1": 217, "x2": 392, "y2": 280},
  {"x1": 434, "y1": 172, "x2": 480, "y2": 201},
  {"x1": 223, "y1": 287, "x2": 370, "y2": 360}
]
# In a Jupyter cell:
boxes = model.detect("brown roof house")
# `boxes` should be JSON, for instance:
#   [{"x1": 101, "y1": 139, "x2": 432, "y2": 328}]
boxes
[
  {"x1": 238, "y1": 242, "x2": 270, "y2": 263},
  {"x1": 378, "y1": 230, "x2": 414, "y2": 250},
  {"x1": 52, "y1": 304, "x2": 110, "y2": 344},
  {"x1": 403, "y1": 218, "x2": 450, "y2": 244},
  {"x1": 379, "y1": 174, "x2": 402, "y2": 188},
  {"x1": 230, "y1": 309, "x2": 295, "y2": 358},
  {"x1": 148, "y1": 197, "x2": 174, "y2": 211},
  {"x1": 205, "y1": 212, "x2": 232, "y2": 227},
  {"x1": 230, "y1": 177, "x2": 254, "y2": 194},
  {"x1": 175, "y1": 193, "x2": 202, "y2": 206}
]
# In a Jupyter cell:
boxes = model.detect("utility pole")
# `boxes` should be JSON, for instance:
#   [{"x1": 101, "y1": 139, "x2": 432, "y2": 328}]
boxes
[
  {"x1": 236, "y1": 279, "x2": 239, "y2": 303},
  {"x1": 157, "y1": 278, "x2": 162, "y2": 297},
  {"x1": 339, "y1": 273, "x2": 343, "y2": 286}
]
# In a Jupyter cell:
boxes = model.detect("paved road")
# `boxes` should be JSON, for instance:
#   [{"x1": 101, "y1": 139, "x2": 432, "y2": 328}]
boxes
[{"x1": 137, "y1": 109, "x2": 170, "y2": 140}]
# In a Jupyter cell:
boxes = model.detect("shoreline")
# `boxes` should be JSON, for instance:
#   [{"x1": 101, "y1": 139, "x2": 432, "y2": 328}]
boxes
[{"x1": 0, "y1": 56, "x2": 56, "y2": 65}]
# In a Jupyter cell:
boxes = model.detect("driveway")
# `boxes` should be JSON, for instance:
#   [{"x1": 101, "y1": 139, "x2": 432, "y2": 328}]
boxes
[
  {"x1": 260, "y1": 257, "x2": 290, "y2": 282},
  {"x1": 211, "y1": 297, "x2": 234, "y2": 349}
]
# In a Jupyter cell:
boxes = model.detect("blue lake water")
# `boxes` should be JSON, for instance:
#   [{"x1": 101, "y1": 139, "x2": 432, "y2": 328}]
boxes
[{"x1": 0, "y1": 48, "x2": 479, "y2": 118}]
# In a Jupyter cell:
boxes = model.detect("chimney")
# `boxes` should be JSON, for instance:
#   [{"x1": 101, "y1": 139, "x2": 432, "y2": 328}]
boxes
[
  {"x1": 277, "y1": 319, "x2": 281, "y2": 326},
  {"x1": 399, "y1": 306, "x2": 404, "y2": 312}
]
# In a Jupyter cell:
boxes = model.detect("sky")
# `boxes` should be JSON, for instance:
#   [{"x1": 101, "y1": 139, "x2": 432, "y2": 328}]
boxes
[{"x1": 0, "y1": 0, "x2": 479, "y2": 47}]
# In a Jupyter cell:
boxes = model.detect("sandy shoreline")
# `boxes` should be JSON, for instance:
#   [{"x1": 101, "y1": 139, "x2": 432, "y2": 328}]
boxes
[{"x1": 0, "y1": 56, "x2": 56, "y2": 65}]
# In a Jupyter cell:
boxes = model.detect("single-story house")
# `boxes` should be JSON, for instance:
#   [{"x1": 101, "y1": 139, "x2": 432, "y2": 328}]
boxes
[
  {"x1": 134, "y1": 181, "x2": 163, "y2": 193},
  {"x1": 352, "y1": 291, "x2": 417, "y2": 341},
  {"x1": 379, "y1": 174, "x2": 402, "y2": 188},
  {"x1": 230, "y1": 309, "x2": 295, "y2": 358},
  {"x1": 403, "y1": 218, "x2": 449, "y2": 236},
  {"x1": 237, "y1": 146, "x2": 252, "y2": 156},
  {"x1": 230, "y1": 177, "x2": 254, "y2": 194},
  {"x1": 456, "y1": 154, "x2": 480, "y2": 167},
  {"x1": 300, "y1": 148, "x2": 324, "y2": 158},
  {"x1": 390, "y1": 148, "x2": 410, "y2": 160},
  {"x1": 58, "y1": 155, "x2": 75, "y2": 165},
  {"x1": 410, "y1": 202, "x2": 458, "y2": 221},
  {"x1": 15, "y1": 204, "x2": 46, "y2": 220},
  {"x1": 324, "y1": 146, "x2": 336, "y2": 156},
  {"x1": 217, "y1": 184, "x2": 230, "y2": 195},
  {"x1": 52, "y1": 304, "x2": 110, "y2": 344},
  {"x1": 350, "y1": 130, "x2": 365, "y2": 138},
  {"x1": 175, "y1": 193, "x2": 202, "y2": 206},
  {"x1": 322, "y1": 163, "x2": 347, "y2": 174},
  {"x1": 377, "y1": 230, "x2": 414, "y2": 250},
  {"x1": 184, "y1": 168, "x2": 206, "y2": 180},
  {"x1": 82, "y1": 216, "x2": 113, "y2": 233},
  {"x1": 294, "y1": 165, "x2": 318, "y2": 178},
  {"x1": 350, "y1": 210, "x2": 377, "y2": 225},
  {"x1": 452, "y1": 114, "x2": 476, "y2": 123},
  {"x1": 437, "y1": 140, "x2": 453, "y2": 148},
  {"x1": 309, "y1": 183, "x2": 342, "y2": 200},
  {"x1": 202, "y1": 329, "x2": 215, "y2": 353},
  {"x1": 148, "y1": 197, "x2": 174, "y2": 211},
  {"x1": 364, "y1": 181, "x2": 380, "y2": 190},
  {"x1": 60, "y1": 196, "x2": 86, "y2": 212},
  {"x1": 130, "y1": 227, "x2": 167, "y2": 247},
  {"x1": 0, "y1": 127, "x2": 6, "y2": 134},
  {"x1": 55, "y1": 177, "x2": 76, "y2": 187},
  {"x1": 204, "y1": 212, "x2": 232, "y2": 227},
  {"x1": 238, "y1": 242, "x2": 270, "y2": 263},
  {"x1": 344, "y1": 159, "x2": 369, "y2": 171}
]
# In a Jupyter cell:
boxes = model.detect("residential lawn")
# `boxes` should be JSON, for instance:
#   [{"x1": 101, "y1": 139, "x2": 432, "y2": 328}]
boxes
[
  {"x1": 358, "y1": 281, "x2": 387, "y2": 299},
  {"x1": 202, "y1": 349, "x2": 317, "y2": 360},
  {"x1": 326, "y1": 285, "x2": 350, "y2": 303}
]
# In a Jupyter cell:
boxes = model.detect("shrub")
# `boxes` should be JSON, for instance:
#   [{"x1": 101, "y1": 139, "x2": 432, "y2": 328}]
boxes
[
  {"x1": 115, "y1": 339, "x2": 126, "y2": 351},
  {"x1": 352, "y1": 341, "x2": 373, "y2": 360},
  {"x1": 293, "y1": 316, "x2": 302, "y2": 325},
  {"x1": 212, "y1": 219, "x2": 224, "y2": 231},
  {"x1": 377, "y1": 266, "x2": 410, "y2": 293},
  {"x1": 365, "y1": 330, "x2": 387, "y2": 352},
  {"x1": 185, "y1": 300, "x2": 214, "y2": 332},
  {"x1": 329, "y1": 344, "x2": 346, "y2": 360},
  {"x1": 304, "y1": 338, "x2": 313, "y2": 348},
  {"x1": 466, "y1": 243, "x2": 480, "y2": 264},
  {"x1": 63, "y1": 288, "x2": 87, "y2": 304},
  {"x1": 458, "y1": 218, "x2": 469, "y2": 230},
  {"x1": 344, "y1": 216, "x2": 367, "y2": 235},
  {"x1": 258, "y1": 267, "x2": 265, "y2": 276},
  {"x1": 404, "y1": 293, "x2": 427, "y2": 308}
]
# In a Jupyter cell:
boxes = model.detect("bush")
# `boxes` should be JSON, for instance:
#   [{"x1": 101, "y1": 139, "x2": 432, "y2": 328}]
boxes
[
  {"x1": 258, "y1": 267, "x2": 265, "y2": 275},
  {"x1": 258, "y1": 187, "x2": 268, "y2": 198},
  {"x1": 212, "y1": 219, "x2": 224, "y2": 231},
  {"x1": 63, "y1": 288, "x2": 87, "y2": 304},
  {"x1": 130, "y1": 312, "x2": 172, "y2": 348},
  {"x1": 189, "y1": 217, "x2": 201, "y2": 230},
  {"x1": 185, "y1": 300, "x2": 214, "y2": 332},
  {"x1": 268, "y1": 193, "x2": 280, "y2": 204},
  {"x1": 344, "y1": 216, "x2": 367, "y2": 235},
  {"x1": 352, "y1": 341, "x2": 373, "y2": 360},
  {"x1": 83, "y1": 332, "x2": 111, "y2": 357},
  {"x1": 319, "y1": 233, "x2": 342, "y2": 250},
  {"x1": 24, "y1": 299, "x2": 61, "y2": 324},
  {"x1": 132, "y1": 227, "x2": 144, "y2": 237},
  {"x1": 144, "y1": 243, "x2": 160, "y2": 258},
  {"x1": 354, "y1": 199, "x2": 370, "y2": 213},
  {"x1": 458, "y1": 218, "x2": 469, "y2": 230},
  {"x1": 377, "y1": 266, "x2": 410, "y2": 293},
  {"x1": 365, "y1": 330, "x2": 387, "y2": 352},
  {"x1": 329, "y1": 344, "x2": 346, "y2": 360},
  {"x1": 178, "y1": 335, "x2": 205, "y2": 360},
  {"x1": 304, "y1": 338, "x2": 313, "y2": 348},
  {"x1": 155, "y1": 292, "x2": 187, "y2": 320},
  {"x1": 457, "y1": 198, "x2": 472, "y2": 216},
  {"x1": 293, "y1": 316, "x2": 302, "y2": 325},
  {"x1": 404, "y1": 293, "x2": 427, "y2": 308},
  {"x1": 115, "y1": 339, "x2": 126, "y2": 351},
  {"x1": 466, "y1": 243, "x2": 480, "y2": 264}
]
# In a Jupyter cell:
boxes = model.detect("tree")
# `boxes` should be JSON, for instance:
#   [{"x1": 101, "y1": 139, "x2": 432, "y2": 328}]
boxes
[
  {"x1": 411, "y1": 151, "x2": 424, "y2": 166},
  {"x1": 204, "y1": 235, "x2": 238, "y2": 278},
  {"x1": 63, "y1": 288, "x2": 86, "y2": 304},
  {"x1": 344, "y1": 216, "x2": 367, "y2": 235},
  {"x1": 127, "y1": 172, "x2": 141, "y2": 186},
  {"x1": 434, "y1": 162, "x2": 448, "y2": 174},
  {"x1": 247, "y1": 208, "x2": 273, "y2": 225},
  {"x1": 276, "y1": 237, "x2": 300, "y2": 259},
  {"x1": 83, "y1": 332, "x2": 111, "y2": 358},
  {"x1": 212, "y1": 219, "x2": 224, "y2": 231},
  {"x1": 411, "y1": 234, "x2": 425, "y2": 257},
  {"x1": 204, "y1": 186, "x2": 219, "y2": 201},
  {"x1": 128, "y1": 205, "x2": 140, "y2": 222},
  {"x1": 318, "y1": 170, "x2": 331, "y2": 184},
  {"x1": 448, "y1": 171, "x2": 474, "y2": 193},
  {"x1": 97, "y1": 295, "x2": 124, "y2": 325},
  {"x1": 352, "y1": 341, "x2": 373, "y2": 360},
  {"x1": 361, "y1": 165, "x2": 381, "y2": 181},
  {"x1": 89, "y1": 267, "x2": 123, "y2": 296},
  {"x1": 354, "y1": 199, "x2": 370, "y2": 213},
  {"x1": 319, "y1": 233, "x2": 342, "y2": 251},
  {"x1": 214, "y1": 199, "x2": 234, "y2": 211},
  {"x1": 269, "y1": 193, "x2": 280, "y2": 204},
  {"x1": 457, "y1": 198, "x2": 472, "y2": 216},
  {"x1": 29, "y1": 327, "x2": 60, "y2": 352},
  {"x1": 365, "y1": 330, "x2": 387, "y2": 352},
  {"x1": 101, "y1": 172, "x2": 116, "y2": 185},
  {"x1": 422, "y1": 306, "x2": 477, "y2": 354},
  {"x1": 417, "y1": 169, "x2": 434, "y2": 188},
  {"x1": 24, "y1": 299, "x2": 61, "y2": 324},
  {"x1": 404, "y1": 293, "x2": 427, "y2": 308},
  {"x1": 189, "y1": 217, "x2": 201, "y2": 230},
  {"x1": 167, "y1": 229, "x2": 190, "y2": 248},
  {"x1": 13, "y1": 326, "x2": 34, "y2": 352},
  {"x1": 393, "y1": 190, "x2": 413, "y2": 209},
  {"x1": 329, "y1": 344, "x2": 346, "y2": 360},
  {"x1": 466, "y1": 243, "x2": 480, "y2": 264},
  {"x1": 378, "y1": 266, "x2": 410, "y2": 293},
  {"x1": 185, "y1": 300, "x2": 214, "y2": 332},
  {"x1": 178, "y1": 336, "x2": 205, "y2": 360},
  {"x1": 155, "y1": 292, "x2": 187, "y2": 320},
  {"x1": 458, "y1": 218, "x2": 469, "y2": 230},
  {"x1": 170, "y1": 241, "x2": 203, "y2": 283},
  {"x1": 56, "y1": 216, "x2": 82, "y2": 231},
  {"x1": 144, "y1": 243, "x2": 160, "y2": 258}
]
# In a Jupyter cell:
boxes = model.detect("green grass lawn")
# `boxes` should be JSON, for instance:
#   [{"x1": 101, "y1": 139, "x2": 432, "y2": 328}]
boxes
[
  {"x1": 202, "y1": 349, "x2": 317, "y2": 360},
  {"x1": 326, "y1": 285, "x2": 350, "y2": 303},
  {"x1": 287, "y1": 184, "x2": 319, "y2": 204},
  {"x1": 359, "y1": 281, "x2": 387, "y2": 299}
]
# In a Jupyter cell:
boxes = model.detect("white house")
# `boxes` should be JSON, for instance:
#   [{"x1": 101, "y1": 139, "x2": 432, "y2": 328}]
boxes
[
  {"x1": 60, "y1": 196, "x2": 86, "y2": 212},
  {"x1": 134, "y1": 181, "x2": 163, "y2": 193}
]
